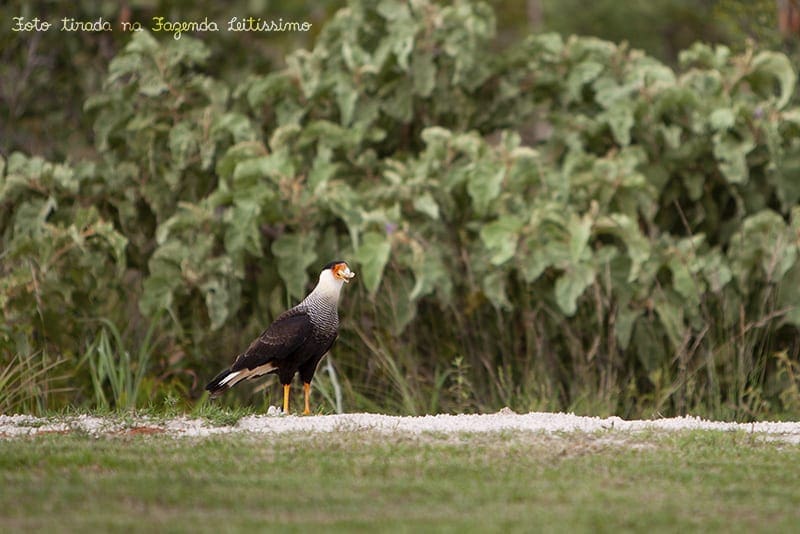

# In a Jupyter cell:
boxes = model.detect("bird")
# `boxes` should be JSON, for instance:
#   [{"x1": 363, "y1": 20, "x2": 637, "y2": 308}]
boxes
[{"x1": 205, "y1": 260, "x2": 355, "y2": 414}]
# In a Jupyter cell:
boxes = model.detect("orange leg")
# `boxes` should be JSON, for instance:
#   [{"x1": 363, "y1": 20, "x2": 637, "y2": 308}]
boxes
[
  {"x1": 303, "y1": 382, "x2": 311, "y2": 415},
  {"x1": 282, "y1": 383, "x2": 290, "y2": 414}
]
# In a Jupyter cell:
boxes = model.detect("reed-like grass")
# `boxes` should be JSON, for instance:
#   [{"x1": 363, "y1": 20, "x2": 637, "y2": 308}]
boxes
[
  {"x1": 0, "y1": 351, "x2": 69, "y2": 415},
  {"x1": 79, "y1": 316, "x2": 162, "y2": 411}
]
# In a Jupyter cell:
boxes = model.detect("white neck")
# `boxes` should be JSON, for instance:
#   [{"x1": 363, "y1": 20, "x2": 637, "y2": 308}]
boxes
[{"x1": 305, "y1": 269, "x2": 345, "y2": 304}]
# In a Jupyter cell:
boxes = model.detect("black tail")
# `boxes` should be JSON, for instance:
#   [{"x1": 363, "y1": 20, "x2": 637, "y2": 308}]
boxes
[{"x1": 205, "y1": 368, "x2": 233, "y2": 398}]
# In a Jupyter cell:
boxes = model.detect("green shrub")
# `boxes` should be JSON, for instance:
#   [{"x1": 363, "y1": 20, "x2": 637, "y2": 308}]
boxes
[{"x1": 2, "y1": 0, "x2": 800, "y2": 419}]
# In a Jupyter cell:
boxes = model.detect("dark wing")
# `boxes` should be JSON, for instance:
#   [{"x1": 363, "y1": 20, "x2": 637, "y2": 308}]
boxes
[{"x1": 230, "y1": 310, "x2": 313, "y2": 372}]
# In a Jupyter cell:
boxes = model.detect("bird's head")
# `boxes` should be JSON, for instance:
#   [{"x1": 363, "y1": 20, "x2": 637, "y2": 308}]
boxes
[
  {"x1": 324, "y1": 260, "x2": 356, "y2": 283},
  {"x1": 312, "y1": 261, "x2": 355, "y2": 301}
]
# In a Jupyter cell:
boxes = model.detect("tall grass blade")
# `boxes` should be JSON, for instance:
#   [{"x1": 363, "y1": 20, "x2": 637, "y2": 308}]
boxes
[
  {"x1": 0, "y1": 351, "x2": 69, "y2": 415},
  {"x1": 80, "y1": 314, "x2": 163, "y2": 411}
]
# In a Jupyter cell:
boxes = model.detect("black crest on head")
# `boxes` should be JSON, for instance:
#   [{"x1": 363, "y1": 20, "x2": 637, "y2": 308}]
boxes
[{"x1": 323, "y1": 260, "x2": 346, "y2": 270}]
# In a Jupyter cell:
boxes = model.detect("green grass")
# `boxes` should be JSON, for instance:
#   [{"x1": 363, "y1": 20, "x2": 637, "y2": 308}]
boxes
[{"x1": 1, "y1": 429, "x2": 799, "y2": 532}]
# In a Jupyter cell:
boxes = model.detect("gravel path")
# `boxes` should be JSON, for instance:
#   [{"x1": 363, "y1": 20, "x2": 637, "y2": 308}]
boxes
[{"x1": 3, "y1": 410, "x2": 800, "y2": 442}]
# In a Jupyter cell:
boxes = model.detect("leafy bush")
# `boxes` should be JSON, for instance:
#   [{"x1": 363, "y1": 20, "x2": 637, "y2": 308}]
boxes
[{"x1": 2, "y1": 0, "x2": 800, "y2": 418}]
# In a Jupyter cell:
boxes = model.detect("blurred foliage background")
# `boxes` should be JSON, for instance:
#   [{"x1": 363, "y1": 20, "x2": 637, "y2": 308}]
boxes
[
  {"x1": 3, "y1": 0, "x2": 800, "y2": 419},
  {"x1": 3, "y1": 0, "x2": 792, "y2": 159}
]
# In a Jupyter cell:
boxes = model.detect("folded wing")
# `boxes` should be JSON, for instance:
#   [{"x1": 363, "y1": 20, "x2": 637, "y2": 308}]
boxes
[{"x1": 230, "y1": 311, "x2": 313, "y2": 372}]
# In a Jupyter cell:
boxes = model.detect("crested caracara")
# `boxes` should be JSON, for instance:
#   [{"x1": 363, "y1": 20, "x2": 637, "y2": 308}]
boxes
[{"x1": 205, "y1": 261, "x2": 355, "y2": 414}]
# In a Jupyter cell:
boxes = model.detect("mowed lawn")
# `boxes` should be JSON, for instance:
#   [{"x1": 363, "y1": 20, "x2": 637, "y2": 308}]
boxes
[{"x1": 1, "y1": 428, "x2": 799, "y2": 532}]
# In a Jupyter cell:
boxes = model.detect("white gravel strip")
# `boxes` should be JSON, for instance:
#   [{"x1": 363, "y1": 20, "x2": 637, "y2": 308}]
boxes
[{"x1": 2, "y1": 409, "x2": 800, "y2": 442}]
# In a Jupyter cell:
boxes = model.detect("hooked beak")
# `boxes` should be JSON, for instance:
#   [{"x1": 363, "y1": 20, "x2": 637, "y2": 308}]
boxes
[{"x1": 342, "y1": 267, "x2": 356, "y2": 283}]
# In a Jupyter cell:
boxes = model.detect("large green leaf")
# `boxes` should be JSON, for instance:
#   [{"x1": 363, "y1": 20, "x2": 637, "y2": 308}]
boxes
[
  {"x1": 409, "y1": 247, "x2": 451, "y2": 302},
  {"x1": 749, "y1": 51, "x2": 796, "y2": 110},
  {"x1": 554, "y1": 263, "x2": 595, "y2": 316},
  {"x1": 615, "y1": 305, "x2": 643, "y2": 351},
  {"x1": 223, "y1": 202, "x2": 263, "y2": 262},
  {"x1": 412, "y1": 52, "x2": 436, "y2": 98},
  {"x1": 667, "y1": 235, "x2": 706, "y2": 307},
  {"x1": 309, "y1": 147, "x2": 339, "y2": 191},
  {"x1": 233, "y1": 150, "x2": 295, "y2": 183},
  {"x1": 200, "y1": 272, "x2": 240, "y2": 331},
  {"x1": 713, "y1": 130, "x2": 755, "y2": 184},
  {"x1": 169, "y1": 122, "x2": 198, "y2": 172},
  {"x1": 481, "y1": 270, "x2": 510, "y2": 310},
  {"x1": 729, "y1": 210, "x2": 796, "y2": 287},
  {"x1": 271, "y1": 233, "x2": 319, "y2": 300},
  {"x1": 413, "y1": 192, "x2": 440, "y2": 220},
  {"x1": 352, "y1": 231, "x2": 392, "y2": 295},
  {"x1": 594, "y1": 214, "x2": 650, "y2": 283},
  {"x1": 568, "y1": 213, "x2": 592, "y2": 264},
  {"x1": 467, "y1": 164, "x2": 504, "y2": 216},
  {"x1": 335, "y1": 74, "x2": 358, "y2": 127},
  {"x1": 599, "y1": 102, "x2": 634, "y2": 146},
  {"x1": 480, "y1": 215, "x2": 524, "y2": 266},
  {"x1": 565, "y1": 60, "x2": 604, "y2": 103},
  {"x1": 653, "y1": 292, "x2": 685, "y2": 350},
  {"x1": 92, "y1": 219, "x2": 128, "y2": 276}
]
